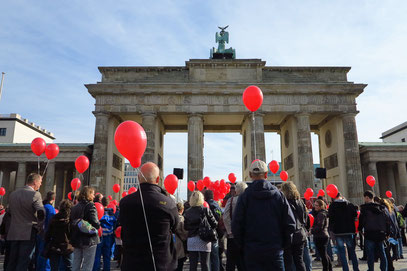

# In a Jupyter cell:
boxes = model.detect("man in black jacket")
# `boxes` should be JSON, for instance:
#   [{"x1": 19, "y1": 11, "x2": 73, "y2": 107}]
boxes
[
  {"x1": 119, "y1": 162, "x2": 179, "y2": 271},
  {"x1": 232, "y1": 160, "x2": 296, "y2": 270},
  {"x1": 359, "y1": 190, "x2": 390, "y2": 271},
  {"x1": 328, "y1": 192, "x2": 359, "y2": 271}
]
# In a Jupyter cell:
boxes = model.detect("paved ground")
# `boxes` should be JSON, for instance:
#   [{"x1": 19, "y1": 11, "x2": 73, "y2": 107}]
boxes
[{"x1": 0, "y1": 246, "x2": 405, "y2": 270}]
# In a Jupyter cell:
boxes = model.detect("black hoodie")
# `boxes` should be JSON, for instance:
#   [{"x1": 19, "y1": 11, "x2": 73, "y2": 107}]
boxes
[
  {"x1": 232, "y1": 179, "x2": 296, "y2": 255},
  {"x1": 359, "y1": 202, "x2": 390, "y2": 241},
  {"x1": 328, "y1": 199, "x2": 358, "y2": 235}
]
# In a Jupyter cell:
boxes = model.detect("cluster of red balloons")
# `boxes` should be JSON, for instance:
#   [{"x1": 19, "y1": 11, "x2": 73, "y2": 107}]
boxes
[
  {"x1": 114, "y1": 121, "x2": 147, "y2": 168},
  {"x1": 304, "y1": 188, "x2": 314, "y2": 200},
  {"x1": 366, "y1": 175, "x2": 375, "y2": 187},
  {"x1": 31, "y1": 138, "x2": 60, "y2": 160}
]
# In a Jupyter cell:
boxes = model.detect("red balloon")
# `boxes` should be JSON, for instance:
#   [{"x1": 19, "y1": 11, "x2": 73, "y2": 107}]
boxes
[
  {"x1": 188, "y1": 181, "x2": 195, "y2": 192},
  {"x1": 95, "y1": 202, "x2": 104, "y2": 220},
  {"x1": 111, "y1": 199, "x2": 118, "y2": 206},
  {"x1": 220, "y1": 179, "x2": 226, "y2": 187},
  {"x1": 31, "y1": 137, "x2": 46, "y2": 156},
  {"x1": 280, "y1": 171, "x2": 288, "y2": 181},
  {"x1": 115, "y1": 226, "x2": 122, "y2": 238},
  {"x1": 228, "y1": 173, "x2": 237, "y2": 183},
  {"x1": 45, "y1": 144, "x2": 59, "y2": 160},
  {"x1": 122, "y1": 191, "x2": 128, "y2": 198},
  {"x1": 326, "y1": 184, "x2": 339, "y2": 198},
  {"x1": 98, "y1": 227, "x2": 102, "y2": 237},
  {"x1": 269, "y1": 160, "x2": 279, "y2": 174},
  {"x1": 203, "y1": 177, "x2": 211, "y2": 187},
  {"x1": 107, "y1": 202, "x2": 117, "y2": 213},
  {"x1": 67, "y1": 192, "x2": 72, "y2": 200},
  {"x1": 114, "y1": 121, "x2": 147, "y2": 168},
  {"x1": 242, "y1": 85, "x2": 263, "y2": 112},
  {"x1": 386, "y1": 191, "x2": 392, "y2": 198},
  {"x1": 309, "y1": 214, "x2": 314, "y2": 228},
  {"x1": 164, "y1": 174, "x2": 178, "y2": 195},
  {"x1": 71, "y1": 178, "x2": 81, "y2": 191},
  {"x1": 108, "y1": 195, "x2": 112, "y2": 200},
  {"x1": 75, "y1": 155, "x2": 90, "y2": 174},
  {"x1": 305, "y1": 188, "x2": 314, "y2": 198},
  {"x1": 128, "y1": 187, "x2": 137, "y2": 194},
  {"x1": 55, "y1": 209, "x2": 59, "y2": 214},
  {"x1": 317, "y1": 189, "x2": 325, "y2": 197},
  {"x1": 113, "y1": 184, "x2": 120, "y2": 193},
  {"x1": 366, "y1": 175, "x2": 376, "y2": 187},
  {"x1": 203, "y1": 201, "x2": 209, "y2": 208},
  {"x1": 304, "y1": 192, "x2": 311, "y2": 201},
  {"x1": 355, "y1": 210, "x2": 361, "y2": 233},
  {"x1": 0, "y1": 187, "x2": 5, "y2": 196},
  {"x1": 197, "y1": 180, "x2": 204, "y2": 191}
]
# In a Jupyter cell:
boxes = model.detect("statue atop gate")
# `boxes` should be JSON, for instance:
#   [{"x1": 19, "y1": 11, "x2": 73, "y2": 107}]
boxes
[{"x1": 210, "y1": 25, "x2": 236, "y2": 59}]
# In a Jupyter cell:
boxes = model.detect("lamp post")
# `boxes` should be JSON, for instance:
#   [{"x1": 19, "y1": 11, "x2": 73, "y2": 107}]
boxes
[{"x1": 0, "y1": 72, "x2": 5, "y2": 102}]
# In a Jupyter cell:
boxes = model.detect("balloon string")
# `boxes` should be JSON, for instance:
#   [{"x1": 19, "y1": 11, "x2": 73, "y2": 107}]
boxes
[
  {"x1": 42, "y1": 160, "x2": 50, "y2": 177},
  {"x1": 252, "y1": 112, "x2": 257, "y2": 160},
  {"x1": 137, "y1": 168, "x2": 157, "y2": 271},
  {"x1": 37, "y1": 156, "x2": 40, "y2": 175}
]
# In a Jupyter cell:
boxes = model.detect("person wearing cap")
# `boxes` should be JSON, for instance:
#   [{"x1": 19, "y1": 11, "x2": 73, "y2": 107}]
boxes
[{"x1": 232, "y1": 160, "x2": 296, "y2": 270}]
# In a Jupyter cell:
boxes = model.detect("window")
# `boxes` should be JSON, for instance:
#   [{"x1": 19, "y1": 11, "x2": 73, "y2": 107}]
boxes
[
  {"x1": 0, "y1": 128, "x2": 6, "y2": 136},
  {"x1": 402, "y1": 138, "x2": 406, "y2": 142}
]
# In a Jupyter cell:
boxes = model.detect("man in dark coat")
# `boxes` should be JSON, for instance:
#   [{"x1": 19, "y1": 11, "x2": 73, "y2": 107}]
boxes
[
  {"x1": 119, "y1": 162, "x2": 179, "y2": 271},
  {"x1": 232, "y1": 160, "x2": 296, "y2": 270}
]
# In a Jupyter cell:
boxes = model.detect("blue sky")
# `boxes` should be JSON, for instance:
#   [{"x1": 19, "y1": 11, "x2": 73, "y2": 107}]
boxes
[{"x1": 1, "y1": 1, "x2": 407, "y2": 199}]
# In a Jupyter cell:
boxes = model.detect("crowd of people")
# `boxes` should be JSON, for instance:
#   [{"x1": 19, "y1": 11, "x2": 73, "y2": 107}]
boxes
[{"x1": 0, "y1": 160, "x2": 406, "y2": 271}]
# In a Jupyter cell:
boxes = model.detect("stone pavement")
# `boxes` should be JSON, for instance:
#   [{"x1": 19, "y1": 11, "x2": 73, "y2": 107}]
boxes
[{"x1": 0, "y1": 246, "x2": 405, "y2": 270}]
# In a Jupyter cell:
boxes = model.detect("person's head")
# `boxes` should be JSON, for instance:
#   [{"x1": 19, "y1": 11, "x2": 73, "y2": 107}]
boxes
[
  {"x1": 94, "y1": 193, "x2": 103, "y2": 203},
  {"x1": 44, "y1": 191, "x2": 56, "y2": 205},
  {"x1": 78, "y1": 186, "x2": 95, "y2": 202},
  {"x1": 26, "y1": 173, "x2": 42, "y2": 191},
  {"x1": 58, "y1": 199, "x2": 73, "y2": 219},
  {"x1": 101, "y1": 196, "x2": 109, "y2": 207},
  {"x1": 383, "y1": 198, "x2": 394, "y2": 212},
  {"x1": 235, "y1": 182, "x2": 248, "y2": 196},
  {"x1": 333, "y1": 192, "x2": 341, "y2": 200},
  {"x1": 138, "y1": 162, "x2": 160, "y2": 184},
  {"x1": 281, "y1": 181, "x2": 300, "y2": 200},
  {"x1": 203, "y1": 189, "x2": 214, "y2": 201},
  {"x1": 189, "y1": 191, "x2": 204, "y2": 207},
  {"x1": 363, "y1": 190, "x2": 374, "y2": 203},
  {"x1": 249, "y1": 160, "x2": 268, "y2": 180},
  {"x1": 314, "y1": 199, "x2": 326, "y2": 211},
  {"x1": 176, "y1": 202, "x2": 184, "y2": 215}
]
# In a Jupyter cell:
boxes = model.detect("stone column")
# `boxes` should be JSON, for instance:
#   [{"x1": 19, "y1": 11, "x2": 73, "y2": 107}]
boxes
[
  {"x1": 342, "y1": 114, "x2": 364, "y2": 205},
  {"x1": 250, "y1": 113, "x2": 266, "y2": 162},
  {"x1": 89, "y1": 111, "x2": 110, "y2": 193},
  {"x1": 15, "y1": 162, "x2": 27, "y2": 188},
  {"x1": 141, "y1": 113, "x2": 157, "y2": 164},
  {"x1": 397, "y1": 161, "x2": 407, "y2": 204},
  {"x1": 367, "y1": 162, "x2": 380, "y2": 195},
  {"x1": 386, "y1": 163, "x2": 397, "y2": 198},
  {"x1": 1, "y1": 168, "x2": 11, "y2": 204},
  {"x1": 45, "y1": 161, "x2": 56, "y2": 193},
  {"x1": 188, "y1": 114, "x2": 204, "y2": 197},
  {"x1": 295, "y1": 114, "x2": 314, "y2": 192}
]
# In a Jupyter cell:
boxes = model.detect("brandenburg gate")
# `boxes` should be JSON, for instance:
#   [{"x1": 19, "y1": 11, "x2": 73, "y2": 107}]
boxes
[{"x1": 86, "y1": 56, "x2": 366, "y2": 204}]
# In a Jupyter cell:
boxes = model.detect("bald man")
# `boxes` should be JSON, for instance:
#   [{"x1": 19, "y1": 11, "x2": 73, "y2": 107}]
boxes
[{"x1": 119, "y1": 162, "x2": 179, "y2": 271}]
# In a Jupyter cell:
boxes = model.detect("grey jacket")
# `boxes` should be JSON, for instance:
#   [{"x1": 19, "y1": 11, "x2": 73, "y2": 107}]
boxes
[
  {"x1": 8, "y1": 186, "x2": 45, "y2": 240},
  {"x1": 223, "y1": 196, "x2": 238, "y2": 238}
]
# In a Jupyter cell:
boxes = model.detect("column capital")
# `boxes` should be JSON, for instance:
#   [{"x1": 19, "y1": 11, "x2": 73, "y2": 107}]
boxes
[
  {"x1": 340, "y1": 112, "x2": 358, "y2": 119},
  {"x1": 92, "y1": 111, "x2": 110, "y2": 117},
  {"x1": 188, "y1": 113, "x2": 203, "y2": 120},
  {"x1": 295, "y1": 112, "x2": 311, "y2": 118},
  {"x1": 141, "y1": 112, "x2": 157, "y2": 118}
]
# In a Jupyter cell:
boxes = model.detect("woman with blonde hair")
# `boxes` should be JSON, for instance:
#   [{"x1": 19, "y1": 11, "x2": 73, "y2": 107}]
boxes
[
  {"x1": 70, "y1": 186, "x2": 100, "y2": 271},
  {"x1": 183, "y1": 191, "x2": 217, "y2": 271},
  {"x1": 280, "y1": 181, "x2": 307, "y2": 271}
]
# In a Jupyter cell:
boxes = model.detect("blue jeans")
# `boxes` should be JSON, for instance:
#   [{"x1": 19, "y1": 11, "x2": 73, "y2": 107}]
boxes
[
  {"x1": 36, "y1": 236, "x2": 51, "y2": 271},
  {"x1": 7, "y1": 229, "x2": 37, "y2": 271},
  {"x1": 210, "y1": 241, "x2": 220, "y2": 271},
  {"x1": 303, "y1": 239, "x2": 312, "y2": 271},
  {"x1": 49, "y1": 252, "x2": 73, "y2": 271},
  {"x1": 365, "y1": 239, "x2": 387, "y2": 271},
  {"x1": 398, "y1": 238, "x2": 403, "y2": 258},
  {"x1": 245, "y1": 249, "x2": 285, "y2": 270},
  {"x1": 335, "y1": 235, "x2": 359, "y2": 271},
  {"x1": 93, "y1": 235, "x2": 114, "y2": 271}
]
